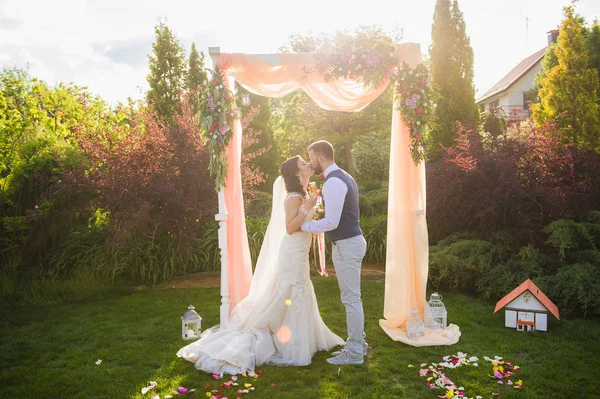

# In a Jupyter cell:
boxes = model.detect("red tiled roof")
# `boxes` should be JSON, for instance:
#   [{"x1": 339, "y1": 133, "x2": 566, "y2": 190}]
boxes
[
  {"x1": 494, "y1": 279, "x2": 560, "y2": 320},
  {"x1": 477, "y1": 47, "x2": 547, "y2": 103}
]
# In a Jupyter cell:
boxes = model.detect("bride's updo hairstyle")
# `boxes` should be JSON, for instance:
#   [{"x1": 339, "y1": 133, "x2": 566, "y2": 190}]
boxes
[{"x1": 280, "y1": 156, "x2": 306, "y2": 198}]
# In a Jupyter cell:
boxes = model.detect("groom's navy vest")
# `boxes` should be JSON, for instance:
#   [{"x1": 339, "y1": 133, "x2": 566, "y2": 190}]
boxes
[{"x1": 324, "y1": 169, "x2": 362, "y2": 242}]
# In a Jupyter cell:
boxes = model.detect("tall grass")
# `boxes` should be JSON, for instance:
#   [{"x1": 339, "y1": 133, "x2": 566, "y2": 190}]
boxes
[{"x1": 1, "y1": 215, "x2": 390, "y2": 304}]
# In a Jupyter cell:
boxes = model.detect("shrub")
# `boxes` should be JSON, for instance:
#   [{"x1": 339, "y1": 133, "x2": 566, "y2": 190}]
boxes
[
  {"x1": 536, "y1": 263, "x2": 600, "y2": 318},
  {"x1": 426, "y1": 121, "x2": 600, "y2": 244}
]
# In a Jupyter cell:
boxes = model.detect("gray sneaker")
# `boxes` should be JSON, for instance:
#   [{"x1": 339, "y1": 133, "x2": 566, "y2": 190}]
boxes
[
  {"x1": 326, "y1": 350, "x2": 364, "y2": 365},
  {"x1": 332, "y1": 342, "x2": 368, "y2": 357}
]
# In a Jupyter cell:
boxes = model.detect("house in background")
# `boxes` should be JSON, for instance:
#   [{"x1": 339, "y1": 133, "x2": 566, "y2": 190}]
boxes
[
  {"x1": 494, "y1": 279, "x2": 560, "y2": 332},
  {"x1": 477, "y1": 30, "x2": 559, "y2": 121}
]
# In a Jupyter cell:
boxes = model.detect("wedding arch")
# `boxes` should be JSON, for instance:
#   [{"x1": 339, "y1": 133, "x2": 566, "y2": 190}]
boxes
[{"x1": 203, "y1": 42, "x2": 455, "y2": 346}]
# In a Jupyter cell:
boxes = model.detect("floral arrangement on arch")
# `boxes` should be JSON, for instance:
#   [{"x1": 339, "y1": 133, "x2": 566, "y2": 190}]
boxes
[
  {"x1": 200, "y1": 66, "x2": 239, "y2": 191},
  {"x1": 303, "y1": 43, "x2": 399, "y2": 88},
  {"x1": 396, "y1": 62, "x2": 437, "y2": 165},
  {"x1": 303, "y1": 33, "x2": 438, "y2": 165}
]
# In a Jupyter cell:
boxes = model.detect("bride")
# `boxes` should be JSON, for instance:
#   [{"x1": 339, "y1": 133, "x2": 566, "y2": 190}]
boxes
[{"x1": 177, "y1": 155, "x2": 344, "y2": 374}]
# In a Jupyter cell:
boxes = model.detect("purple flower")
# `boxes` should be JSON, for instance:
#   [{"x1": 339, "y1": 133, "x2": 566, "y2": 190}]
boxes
[
  {"x1": 217, "y1": 136, "x2": 223, "y2": 145},
  {"x1": 365, "y1": 53, "x2": 380, "y2": 67},
  {"x1": 405, "y1": 97, "x2": 418, "y2": 108},
  {"x1": 218, "y1": 123, "x2": 230, "y2": 135},
  {"x1": 206, "y1": 96, "x2": 217, "y2": 110}
]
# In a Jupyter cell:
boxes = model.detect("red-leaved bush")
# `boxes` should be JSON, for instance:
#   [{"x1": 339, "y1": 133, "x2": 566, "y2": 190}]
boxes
[
  {"x1": 61, "y1": 93, "x2": 268, "y2": 250},
  {"x1": 426, "y1": 120, "x2": 600, "y2": 244}
]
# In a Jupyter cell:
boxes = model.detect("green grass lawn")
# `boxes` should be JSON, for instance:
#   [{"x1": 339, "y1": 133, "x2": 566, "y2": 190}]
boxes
[{"x1": 1, "y1": 273, "x2": 598, "y2": 398}]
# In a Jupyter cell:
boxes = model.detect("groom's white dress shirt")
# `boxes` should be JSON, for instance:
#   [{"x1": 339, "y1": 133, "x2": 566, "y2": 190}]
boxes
[{"x1": 301, "y1": 164, "x2": 348, "y2": 234}]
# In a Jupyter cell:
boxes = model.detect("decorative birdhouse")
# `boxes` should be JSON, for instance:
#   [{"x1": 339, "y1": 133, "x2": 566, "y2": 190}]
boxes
[
  {"x1": 424, "y1": 292, "x2": 447, "y2": 331},
  {"x1": 494, "y1": 279, "x2": 560, "y2": 332},
  {"x1": 407, "y1": 308, "x2": 425, "y2": 340},
  {"x1": 181, "y1": 305, "x2": 202, "y2": 340}
]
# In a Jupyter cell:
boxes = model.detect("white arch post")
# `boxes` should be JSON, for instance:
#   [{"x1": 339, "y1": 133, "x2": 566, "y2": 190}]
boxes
[{"x1": 209, "y1": 46, "x2": 230, "y2": 328}]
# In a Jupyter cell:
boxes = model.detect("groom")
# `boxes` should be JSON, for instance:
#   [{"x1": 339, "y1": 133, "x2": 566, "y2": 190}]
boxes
[{"x1": 301, "y1": 140, "x2": 368, "y2": 365}]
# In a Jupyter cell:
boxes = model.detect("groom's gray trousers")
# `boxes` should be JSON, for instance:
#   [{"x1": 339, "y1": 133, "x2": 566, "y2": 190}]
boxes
[{"x1": 331, "y1": 234, "x2": 367, "y2": 357}]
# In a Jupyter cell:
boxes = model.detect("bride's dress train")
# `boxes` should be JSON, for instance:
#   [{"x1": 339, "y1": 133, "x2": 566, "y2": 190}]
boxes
[{"x1": 177, "y1": 190, "x2": 344, "y2": 374}]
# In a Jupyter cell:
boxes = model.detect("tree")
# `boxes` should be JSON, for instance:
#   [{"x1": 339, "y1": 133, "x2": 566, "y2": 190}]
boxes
[
  {"x1": 429, "y1": 0, "x2": 479, "y2": 158},
  {"x1": 482, "y1": 111, "x2": 507, "y2": 138},
  {"x1": 532, "y1": 5, "x2": 600, "y2": 150},
  {"x1": 585, "y1": 19, "x2": 600, "y2": 83},
  {"x1": 146, "y1": 21, "x2": 186, "y2": 125},
  {"x1": 186, "y1": 43, "x2": 208, "y2": 113},
  {"x1": 238, "y1": 86, "x2": 279, "y2": 191}
]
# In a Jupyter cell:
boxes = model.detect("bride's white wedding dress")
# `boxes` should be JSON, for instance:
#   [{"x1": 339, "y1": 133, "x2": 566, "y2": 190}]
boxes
[{"x1": 177, "y1": 180, "x2": 344, "y2": 374}]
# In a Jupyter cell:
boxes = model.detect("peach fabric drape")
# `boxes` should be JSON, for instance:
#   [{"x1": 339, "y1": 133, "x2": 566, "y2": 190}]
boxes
[
  {"x1": 217, "y1": 44, "x2": 458, "y2": 346},
  {"x1": 378, "y1": 104, "x2": 460, "y2": 346}
]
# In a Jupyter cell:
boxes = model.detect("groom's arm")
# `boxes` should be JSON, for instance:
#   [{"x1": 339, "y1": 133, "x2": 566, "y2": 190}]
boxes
[{"x1": 301, "y1": 177, "x2": 347, "y2": 234}]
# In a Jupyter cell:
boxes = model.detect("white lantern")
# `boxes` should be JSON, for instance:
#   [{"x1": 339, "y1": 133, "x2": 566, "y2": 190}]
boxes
[
  {"x1": 181, "y1": 305, "x2": 202, "y2": 340},
  {"x1": 241, "y1": 93, "x2": 251, "y2": 106},
  {"x1": 425, "y1": 292, "x2": 447, "y2": 331},
  {"x1": 407, "y1": 308, "x2": 425, "y2": 340}
]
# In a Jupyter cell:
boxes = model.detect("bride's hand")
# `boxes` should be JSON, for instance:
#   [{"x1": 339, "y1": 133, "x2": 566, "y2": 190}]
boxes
[{"x1": 303, "y1": 194, "x2": 318, "y2": 212}]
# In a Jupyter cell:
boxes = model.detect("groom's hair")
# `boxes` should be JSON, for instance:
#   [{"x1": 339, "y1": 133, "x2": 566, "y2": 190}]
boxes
[{"x1": 308, "y1": 140, "x2": 334, "y2": 161}]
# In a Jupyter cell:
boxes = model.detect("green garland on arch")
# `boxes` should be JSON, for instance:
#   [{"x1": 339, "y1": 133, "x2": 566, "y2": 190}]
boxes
[
  {"x1": 200, "y1": 66, "x2": 239, "y2": 191},
  {"x1": 395, "y1": 62, "x2": 438, "y2": 165}
]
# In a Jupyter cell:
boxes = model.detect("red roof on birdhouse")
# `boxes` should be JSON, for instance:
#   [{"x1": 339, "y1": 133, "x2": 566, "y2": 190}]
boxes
[{"x1": 494, "y1": 279, "x2": 560, "y2": 320}]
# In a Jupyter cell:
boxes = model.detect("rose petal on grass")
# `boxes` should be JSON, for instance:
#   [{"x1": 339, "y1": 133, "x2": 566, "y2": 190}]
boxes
[
  {"x1": 494, "y1": 370, "x2": 503, "y2": 379},
  {"x1": 141, "y1": 381, "x2": 158, "y2": 395},
  {"x1": 231, "y1": 376, "x2": 238, "y2": 381},
  {"x1": 150, "y1": 395, "x2": 159, "y2": 399},
  {"x1": 271, "y1": 383, "x2": 276, "y2": 387},
  {"x1": 94, "y1": 359, "x2": 102, "y2": 365}
]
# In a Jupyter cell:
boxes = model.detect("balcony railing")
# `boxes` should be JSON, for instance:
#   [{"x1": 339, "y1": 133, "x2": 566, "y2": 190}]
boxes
[{"x1": 482, "y1": 105, "x2": 531, "y2": 120}]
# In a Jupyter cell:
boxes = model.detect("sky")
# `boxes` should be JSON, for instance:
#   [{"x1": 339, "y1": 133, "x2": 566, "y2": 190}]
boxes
[{"x1": 1, "y1": 0, "x2": 599, "y2": 105}]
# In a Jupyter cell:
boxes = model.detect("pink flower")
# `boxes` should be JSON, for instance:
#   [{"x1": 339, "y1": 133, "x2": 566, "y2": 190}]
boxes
[
  {"x1": 415, "y1": 107, "x2": 424, "y2": 115},
  {"x1": 218, "y1": 123, "x2": 230, "y2": 135},
  {"x1": 421, "y1": 77, "x2": 428, "y2": 85},
  {"x1": 415, "y1": 134, "x2": 422, "y2": 140}
]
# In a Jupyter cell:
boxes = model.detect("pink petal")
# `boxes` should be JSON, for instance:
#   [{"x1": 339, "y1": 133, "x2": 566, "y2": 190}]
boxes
[
  {"x1": 231, "y1": 376, "x2": 238, "y2": 381},
  {"x1": 271, "y1": 383, "x2": 276, "y2": 387},
  {"x1": 177, "y1": 387, "x2": 188, "y2": 393},
  {"x1": 150, "y1": 395, "x2": 159, "y2": 399},
  {"x1": 419, "y1": 369, "x2": 428, "y2": 376},
  {"x1": 141, "y1": 381, "x2": 158, "y2": 395},
  {"x1": 494, "y1": 370, "x2": 503, "y2": 379}
]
